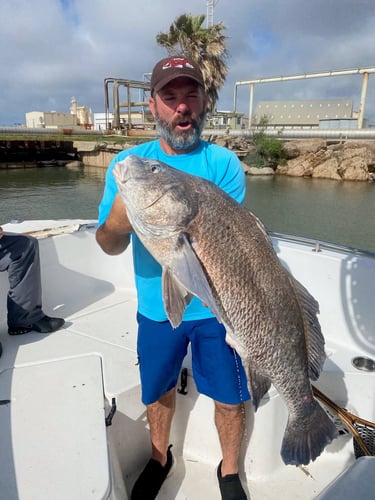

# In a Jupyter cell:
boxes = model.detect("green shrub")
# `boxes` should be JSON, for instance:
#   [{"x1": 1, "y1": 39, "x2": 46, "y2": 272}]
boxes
[{"x1": 243, "y1": 115, "x2": 287, "y2": 169}]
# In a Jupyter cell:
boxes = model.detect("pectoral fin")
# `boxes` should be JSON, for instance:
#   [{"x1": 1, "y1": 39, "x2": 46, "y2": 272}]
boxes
[
  {"x1": 162, "y1": 232, "x2": 222, "y2": 327},
  {"x1": 163, "y1": 268, "x2": 193, "y2": 328}
]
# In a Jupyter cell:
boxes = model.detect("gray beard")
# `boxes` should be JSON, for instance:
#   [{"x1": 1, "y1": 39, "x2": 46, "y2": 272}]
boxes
[{"x1": 154, "y1": 112, "x2": 206, "y2": 151}]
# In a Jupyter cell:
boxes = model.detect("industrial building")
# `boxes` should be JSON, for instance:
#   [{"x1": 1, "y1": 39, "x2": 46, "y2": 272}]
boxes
[
  {"x1": 25, "y1": 99, "x2": 93, "y2": 130},
  {"x1": 253, "y1": 99, "x2": 367, "y2": 129},
  {"x1": 26, "y1": 111, "x2": 77, "y2": 129},
  {"x1": 206, "y1": 110, "x2": 247, "y2": 130}
]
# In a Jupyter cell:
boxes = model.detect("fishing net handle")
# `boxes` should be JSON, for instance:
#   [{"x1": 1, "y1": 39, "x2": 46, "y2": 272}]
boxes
[{"x1": 312, "y1": 385, "x2": 374, "y2": 457}]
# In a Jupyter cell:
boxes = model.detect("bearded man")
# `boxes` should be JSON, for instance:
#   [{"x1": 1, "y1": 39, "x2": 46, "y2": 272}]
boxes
[{"x1": 96, "y1": 56, "x2": 249, "y2": 500}]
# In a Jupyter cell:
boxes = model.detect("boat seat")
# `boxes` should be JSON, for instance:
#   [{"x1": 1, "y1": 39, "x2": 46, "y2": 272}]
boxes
[
  {"x1": 316, "y1": 456, "x2": 375, "y2": 499},
  {"x1": 0, "y1": 354, "x2": 126, "y2": 500}
]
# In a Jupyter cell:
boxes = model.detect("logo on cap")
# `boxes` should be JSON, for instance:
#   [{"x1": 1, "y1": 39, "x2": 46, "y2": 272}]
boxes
[{"x1": 162, "y1": 58, "x2": 195, "y2": 71}]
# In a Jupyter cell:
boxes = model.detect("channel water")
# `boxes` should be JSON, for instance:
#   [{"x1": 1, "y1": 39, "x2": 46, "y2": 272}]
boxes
[{"x1": 0, "y1": 165, "x2": 374, "y2": 253}]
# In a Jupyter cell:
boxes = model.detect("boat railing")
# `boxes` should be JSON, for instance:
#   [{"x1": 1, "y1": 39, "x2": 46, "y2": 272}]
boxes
[{"x1": 269, "y1": 231, "x2": 375, "y2": 259}]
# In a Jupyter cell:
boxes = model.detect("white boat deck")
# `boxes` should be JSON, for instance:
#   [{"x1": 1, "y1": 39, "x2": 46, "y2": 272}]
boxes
[{"x1": 0, "y1": 221, "x2": 374, "y2": 499}]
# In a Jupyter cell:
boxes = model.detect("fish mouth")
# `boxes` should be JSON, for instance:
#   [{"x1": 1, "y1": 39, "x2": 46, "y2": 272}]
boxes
[
  {"x1": 114, "y1": 163, "x2": 150, "y2": 188},
  {"x1": 113, "y1": 163, "x2": 129, "y2": 185},
  {"x1": 114, "y1": 164, "x2": 170, "y2": 209}
]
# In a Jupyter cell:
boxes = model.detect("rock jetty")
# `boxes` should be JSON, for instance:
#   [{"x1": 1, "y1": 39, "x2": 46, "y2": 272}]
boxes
[{"x1": 212, "y1": 136, "x2": 375, "y2": 182}]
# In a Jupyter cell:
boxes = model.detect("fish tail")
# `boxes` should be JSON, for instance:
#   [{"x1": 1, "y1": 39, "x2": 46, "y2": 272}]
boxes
[{"x1": 281, "y1": 400, "x2": 339, "y2": 466}]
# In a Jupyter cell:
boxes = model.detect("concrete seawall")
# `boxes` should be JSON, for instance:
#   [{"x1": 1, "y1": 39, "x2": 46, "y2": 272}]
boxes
[{"x1": 74, "y1": 141, "x2": 120, "y2": 168}]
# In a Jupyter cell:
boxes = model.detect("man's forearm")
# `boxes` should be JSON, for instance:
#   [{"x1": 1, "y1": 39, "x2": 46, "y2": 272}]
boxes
[
  {"x1": 96, "y1": 222, "x2": 130, "y2": 255},
  {"x1": 96, "y1": 193, "x2": 132, "y2": 255}
]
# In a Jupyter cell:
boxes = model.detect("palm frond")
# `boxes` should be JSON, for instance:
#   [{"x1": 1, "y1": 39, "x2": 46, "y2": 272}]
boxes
[{"x1": 156, "y1": 13, "x2": 228, "y2": 111}]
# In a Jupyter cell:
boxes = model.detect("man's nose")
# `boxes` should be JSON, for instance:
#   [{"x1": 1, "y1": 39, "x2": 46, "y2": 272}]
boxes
[{"x1": 176, "y1": 100, "x2": 189, "y2": 113}]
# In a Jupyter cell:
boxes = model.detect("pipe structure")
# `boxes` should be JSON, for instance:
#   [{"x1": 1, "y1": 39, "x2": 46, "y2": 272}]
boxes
[
  {"x1": 112, "y1": 81, "x2": 121, "y2": 129},
  {"x1": 103, "y1": 78, "x2": 118, "y2": 131},
  {"x1": 357, "y1": 72, "x2": 369, "y2": 129},
  {"x1": 0, "y1": 127, "x2": 103, "y2": 135},
  {"x1": 248, "y1": 83, "x2": 255, "y2": 128},
  {"x1": 1, "y1": 126, "x2": 373, "y2": 140},
  {"x1": 202, "y1": 127, "x2": 375, "y2": 141},
  {"x1": 234, "y1": 66, "x2": 375, "y2": 129},
  {"x1": 104, "y1": 79, "x2": 151, "y2": 131}
]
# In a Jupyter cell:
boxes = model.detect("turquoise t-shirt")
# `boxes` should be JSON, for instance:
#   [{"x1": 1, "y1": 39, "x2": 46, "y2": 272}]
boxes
[{"x1": 98, "y1": 139, "x2": 246, "y2": 321}]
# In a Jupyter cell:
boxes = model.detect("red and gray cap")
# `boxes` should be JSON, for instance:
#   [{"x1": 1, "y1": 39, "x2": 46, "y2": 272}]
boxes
[{"x1": 151, "y1": 56, "x2": 204, "y2": 93}]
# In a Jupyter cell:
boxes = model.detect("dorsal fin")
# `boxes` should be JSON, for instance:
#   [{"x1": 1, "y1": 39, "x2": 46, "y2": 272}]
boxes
[{"x1": 291, "y1": 277, "x2": 326, "y2": 380}]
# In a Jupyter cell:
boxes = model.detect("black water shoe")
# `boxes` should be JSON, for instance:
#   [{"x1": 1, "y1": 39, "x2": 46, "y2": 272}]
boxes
[
  {"x1": 217, "y1": 460, "x2": 247, "y2": 500},
  {"x1": 131, "y1": 445, "x2": 173, "y2": 500},
  {"x1": 8, "y1": 315, "x2": 65, "y2": 335}
]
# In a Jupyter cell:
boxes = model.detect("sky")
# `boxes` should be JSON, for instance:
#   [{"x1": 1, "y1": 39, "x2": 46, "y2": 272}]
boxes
[{"x1": 1, "y1": 0, "x2": 375, "y2": 126}]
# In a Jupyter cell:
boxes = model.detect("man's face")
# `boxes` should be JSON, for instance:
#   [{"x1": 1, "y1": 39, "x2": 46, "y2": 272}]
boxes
[{"x1": 150, "y1": 77, "x2": 207, "y2": 152}]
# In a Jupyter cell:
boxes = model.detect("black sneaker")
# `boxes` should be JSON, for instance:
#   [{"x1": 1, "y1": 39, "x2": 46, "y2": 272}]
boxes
[
  {"x1": 131, "y1": 445, "x2": 173, "y2": 500},
  {"x1": 217, "y1": 460, "x2": 247, "y2": 500},
  {"x1": 8, "y1": 315, "x2": 65, "y2": 335}
]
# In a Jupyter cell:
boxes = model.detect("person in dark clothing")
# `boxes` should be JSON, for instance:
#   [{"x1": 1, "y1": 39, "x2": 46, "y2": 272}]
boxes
[{"x1": 0, "y1": 226, "x2": 65, "y2": 354}]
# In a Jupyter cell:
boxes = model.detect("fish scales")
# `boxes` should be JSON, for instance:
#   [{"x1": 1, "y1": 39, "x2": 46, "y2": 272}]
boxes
[
  {"x1": 114, "y1": 154, "x2": 339, "y2": 466},
  {"x1": 166, "y1": 177, "x2": 307, "y2": 367},
  {"x1": 186, "y1": 185, "x2": 313, "y2": 402}
]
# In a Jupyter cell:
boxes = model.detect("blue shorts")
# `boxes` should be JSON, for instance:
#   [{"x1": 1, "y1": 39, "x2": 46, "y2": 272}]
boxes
[{"x1": 136, "y1": 312, "x2": 251, "y2": 405}]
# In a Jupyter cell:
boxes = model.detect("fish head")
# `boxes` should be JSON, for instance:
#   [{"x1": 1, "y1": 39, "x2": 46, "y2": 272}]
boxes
[{"x1": 113, "y1": 155, "x2": 199, "y2": 238}]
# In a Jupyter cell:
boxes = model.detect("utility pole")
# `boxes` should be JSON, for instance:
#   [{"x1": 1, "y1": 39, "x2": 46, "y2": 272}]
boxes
[{"x1": 206, "y1": 0, "x2": 218, "y2": 28}]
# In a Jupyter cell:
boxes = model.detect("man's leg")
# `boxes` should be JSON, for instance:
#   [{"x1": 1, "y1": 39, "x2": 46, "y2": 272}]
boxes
[
  {"x1": 0, "y1": 234, "x2": 43, "y2": 326},
  {"x1": 1, "y1": 233, "x2": 64, "y2": 334},
  {"x1": 214, "y1": 401, "x2": 245, "y2": 475},
  {"x1": 131, "y1": 388, "x2": 175, "y2": 499},
  {"x1": 188, "y1": 318, "x2": 249, "y2": 499},
  {"x1": 147, "y1": 387, "x2": 176, "y2": 465},
  {"x1": 215, "y1": 401, "x2": 248, "y2": 499},
  {"x1": 132, "y1": 315, "x2": 187, "y2": 499}
]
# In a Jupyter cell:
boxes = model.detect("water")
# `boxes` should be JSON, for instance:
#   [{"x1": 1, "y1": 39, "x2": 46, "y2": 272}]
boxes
[
  {"x1": 0, "y1": 165, "x2": 105, "y2": 221},
  {"x1": 245, "y1": 175, "x2": 375, "y2": 252},
  {"x1": 0, "y1": 166, "x2": 374, "y2": 253}
]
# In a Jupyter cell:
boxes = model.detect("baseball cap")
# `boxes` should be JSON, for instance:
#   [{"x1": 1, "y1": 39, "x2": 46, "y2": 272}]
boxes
[{"x1": 151, "y1": 56, "x2": 204, "y2": 93}]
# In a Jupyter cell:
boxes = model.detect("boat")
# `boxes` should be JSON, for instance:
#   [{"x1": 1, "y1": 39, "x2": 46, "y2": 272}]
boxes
[{"x1": 0, "y1": 219, "x2": 374, "y2": 499}]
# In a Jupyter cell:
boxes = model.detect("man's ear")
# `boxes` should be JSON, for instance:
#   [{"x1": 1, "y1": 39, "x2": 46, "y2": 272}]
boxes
[{"x1": 149, "y1": 96, "x2": 156, "y2": 117}]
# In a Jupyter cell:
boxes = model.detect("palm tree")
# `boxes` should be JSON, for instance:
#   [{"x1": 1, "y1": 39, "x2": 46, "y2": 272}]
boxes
[{"x1": 156, "y1": 14, "x2": 228, "y2": 112}]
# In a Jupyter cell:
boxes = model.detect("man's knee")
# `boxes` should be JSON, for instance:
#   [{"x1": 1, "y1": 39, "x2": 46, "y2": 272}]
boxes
[
  {"x1": 22, "y1": 235, "x2": 39, "y2": 259},
  {"x1": 25, "y1": 235, "x2": 38, "y2": 250},
  {"x1": 214, "y1": 400, "x2": 245, "y2": 415}
]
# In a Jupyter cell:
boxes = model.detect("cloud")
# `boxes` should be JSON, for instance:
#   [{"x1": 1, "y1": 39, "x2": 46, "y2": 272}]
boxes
[{"x1": 1, "y1": 0, "x2": 374, "y2": 125}]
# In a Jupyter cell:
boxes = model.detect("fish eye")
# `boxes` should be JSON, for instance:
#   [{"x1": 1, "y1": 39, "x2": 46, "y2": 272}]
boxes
[{"x1": 151, "y1": 164, "x2": 160, "y2": 173}]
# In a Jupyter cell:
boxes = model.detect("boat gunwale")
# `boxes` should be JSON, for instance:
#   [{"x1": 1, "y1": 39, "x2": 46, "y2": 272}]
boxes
[{"x1": 269, "y1": 230, "x2": 375, "y2": 259}]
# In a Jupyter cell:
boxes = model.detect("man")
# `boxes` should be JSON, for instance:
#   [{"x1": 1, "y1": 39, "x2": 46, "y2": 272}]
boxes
[
  {"x1": 0, "y1": 226, "x2": 65, "y2": 348},
  {"x1": 96, "y1": 56, "x2": 249, "y2": 500}
]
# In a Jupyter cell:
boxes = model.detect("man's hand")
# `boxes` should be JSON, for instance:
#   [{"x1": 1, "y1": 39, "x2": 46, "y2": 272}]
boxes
[{"x1": 0, "y1": 227, "x2": 3, "y2": 239}]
